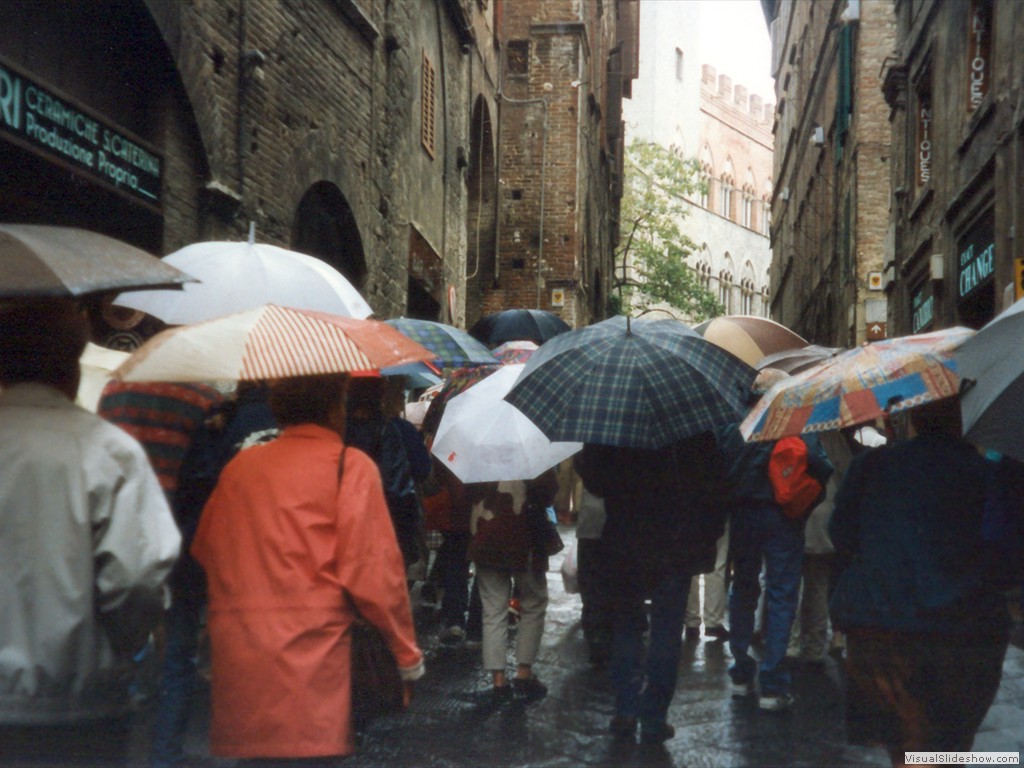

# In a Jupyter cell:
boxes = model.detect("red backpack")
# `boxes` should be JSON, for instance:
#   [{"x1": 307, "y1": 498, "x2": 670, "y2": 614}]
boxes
[{"x1": 768, "y1": 436, "x2": 824, "y2": 519}]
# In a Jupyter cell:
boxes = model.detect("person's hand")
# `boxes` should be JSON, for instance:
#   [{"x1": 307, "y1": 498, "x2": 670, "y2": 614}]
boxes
[{"x1": 402, "y1": 681, "x2": 415, "y2": 708}]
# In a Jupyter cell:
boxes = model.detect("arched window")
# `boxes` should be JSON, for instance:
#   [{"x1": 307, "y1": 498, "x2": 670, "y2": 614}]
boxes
[
  {"x1": 696, "y1": 259, "x2": 713, "y2": 291},
  {"x1": 700, "y1": 146, "x2": 714, "y2": 211},
  {"x1": 761, "y1": 196, "x2": 772, "y2": 234},
  {"x1": 718, "y1": 270, "x2": 733, "y2": 312},
  {"x1": 721, "y1": 158, "x2": 735, "y2": 221},
  {"x1": 741, "y1": 170, "x2": 756, "y2": 229}
]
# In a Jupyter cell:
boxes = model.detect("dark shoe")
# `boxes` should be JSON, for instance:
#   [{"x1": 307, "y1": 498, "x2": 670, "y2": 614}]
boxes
[
  {"x1": 512, "y1": 675, "x2": 547, "y2": 703},
  {"x1": 640, "y1": 722, "x2": 675, "y2": 744},
  {"x1": 491, "y1": 683, "x2": 514, "y2": 703},
  {"x1": 420, "y1": 583, "x2": 439, "y2": 606},
  {"x1": 439, "y1": 625, "x2": 465, "y2": 645},
  {"x1": 609, "y1": 715, "x2": 637, "y2": 741},
  {"x1": 705, "y1": 625, "x2": 730, "y2": 641},
  {"x1": 684, "y1": 625, "x2": 701, "y2": 642}
]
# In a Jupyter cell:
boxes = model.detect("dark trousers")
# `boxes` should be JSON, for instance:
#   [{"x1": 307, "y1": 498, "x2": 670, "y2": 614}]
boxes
[{"x1": 0, "y1": 717, "x2": 133, "y2": 767}]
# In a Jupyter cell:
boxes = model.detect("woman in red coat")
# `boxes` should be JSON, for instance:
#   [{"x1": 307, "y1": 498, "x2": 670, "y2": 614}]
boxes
[{"x1": 192, "y1": 374, "x2": 424, "y2": 762}]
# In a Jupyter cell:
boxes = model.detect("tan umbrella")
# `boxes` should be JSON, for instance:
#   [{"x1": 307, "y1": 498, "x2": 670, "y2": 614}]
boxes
[{"x1": 692, "y1": 315, "x2": 809, "y2": 367}]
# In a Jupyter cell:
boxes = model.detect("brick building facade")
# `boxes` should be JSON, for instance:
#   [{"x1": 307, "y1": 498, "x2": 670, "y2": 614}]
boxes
[
  {"x1": 0, "y1": 0, "x2": 634, "y2": 343},
  {"x1": 881, "y1": 0, "x2": 1023, "y2": 335},
  {"x1": 762, "y1": 0, "x2": 896, "y2": 347}
]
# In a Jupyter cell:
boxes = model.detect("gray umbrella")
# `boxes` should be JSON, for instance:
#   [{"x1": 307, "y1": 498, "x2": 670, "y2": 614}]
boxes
[
  {"x1": 0, "y1": 224, "x2": 194, "y2": 299},
  {"x1": 959, "y1": 295, "x2": 1024, "y2": 461}
]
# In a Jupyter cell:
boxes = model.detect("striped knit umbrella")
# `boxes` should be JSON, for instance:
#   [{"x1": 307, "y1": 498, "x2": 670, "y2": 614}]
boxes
[{"x1": 115, "y1": 304, "x2": 435, "y2": 383}]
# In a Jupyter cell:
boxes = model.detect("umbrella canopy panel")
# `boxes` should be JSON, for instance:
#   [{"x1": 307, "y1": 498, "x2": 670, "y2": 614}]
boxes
[
  {"x1": 114, "y1": 240, "x2": 372, "y2": 324},
  {"x1": 115, "y1": 304, "x2": 434, "y2": 383},
  {"x1": 432, "y1": 364, "x2": 582, "y2": 482},
  {"x1": 385, "y1": 318, "x2": 498, "y2": 369},
  {"x1": 958, "y1": 296, "x2": 1024, "y2": 461},
  {"x1": 742, "y1": 327, "x2": 974, "y2": 442},
  {"x1": 0, "y1": 224, "x2": 194, "y2": 298},
  {"x1": 505, "y1": 316, "x2": 756, "y2": 449},
  {"x1": 693, "y1": 315, "x2": 809, "y2": 368},
  {"x1": 469, "y1": 308, "x2": 571, "y2": 347}
]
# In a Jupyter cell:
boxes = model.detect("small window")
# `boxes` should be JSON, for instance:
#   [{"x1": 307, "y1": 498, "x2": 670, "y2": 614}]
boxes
[
  {"x1": 675, "y1": 48, "x2": 684, "y2": 81},
  {"x1": 421, "y1": 52, "x2": 436, "y2": 158},
  {"x1": 507, "y1": 40, "x2": 529, "y2": 76}
]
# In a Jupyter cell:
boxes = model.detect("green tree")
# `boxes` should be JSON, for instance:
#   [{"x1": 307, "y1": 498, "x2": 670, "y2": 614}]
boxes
[{"x1": 614, "y1": 140, "x2": 723, "y2": 321}]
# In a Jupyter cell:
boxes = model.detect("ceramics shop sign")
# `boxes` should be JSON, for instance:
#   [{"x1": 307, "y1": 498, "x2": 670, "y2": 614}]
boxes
[
  {"x1": 958, "y1": 215, "x2": 995, "y2": 300},
  {"x1": 0, "y1": 57, "x2": 162, "y2": 208},
  {"x1": 968, "y1": 0, "x2": 991, "y2": 111},
  {"x1": 911, "y1": 282, "x2": 934, "y2": 334}
]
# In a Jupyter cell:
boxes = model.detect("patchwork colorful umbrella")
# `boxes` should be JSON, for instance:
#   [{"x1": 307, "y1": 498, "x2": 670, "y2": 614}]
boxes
[
  {"x1": 385, "y1": 318, "x2": 498, "y2": 369},
  {"x1": 114, "y1": 304, "x2": 434, "y2": 383},
  {"x1": 693, "y1": 315, "x2": 809, "y2": 367},
  {"x1": 741, "y1": 326, "x2": 975, "y2": 442},
  {"x1": 491, "y1": 340, "x2": 540, "y2": 365},
  {"x1": 504, "y1": 315, "x2": 756, "y2": 449}
]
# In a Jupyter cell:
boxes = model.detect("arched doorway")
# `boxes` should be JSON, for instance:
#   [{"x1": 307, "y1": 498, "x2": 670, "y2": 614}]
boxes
[{"x1": 293, "y1": 181, "x2": 368, "y2": 290}]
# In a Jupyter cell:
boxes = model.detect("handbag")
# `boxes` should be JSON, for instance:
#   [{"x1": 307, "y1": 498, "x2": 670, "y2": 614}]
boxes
[
  {"x1": 527, "y1": 502, "x2": 565, "y2": 557},
  {"x1": 337, "y1": 447, "x2": 405, "y2": 726},
  {"x1": 350, "y1": 617, "x2": 405, "y2": 726}
]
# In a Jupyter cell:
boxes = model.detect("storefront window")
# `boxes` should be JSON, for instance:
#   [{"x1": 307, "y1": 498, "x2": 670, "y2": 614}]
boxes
[{"x1": 956, "y1": 209, "x2": 996, "y2": 329}]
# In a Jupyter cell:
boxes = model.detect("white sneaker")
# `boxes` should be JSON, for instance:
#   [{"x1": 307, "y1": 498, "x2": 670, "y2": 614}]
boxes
[
  {"x1": 730, "y1": 679, "x2": 756, "y2": 698},
  {"x1": 758, "y1": 692, "x2": 794, "y2": 712}
]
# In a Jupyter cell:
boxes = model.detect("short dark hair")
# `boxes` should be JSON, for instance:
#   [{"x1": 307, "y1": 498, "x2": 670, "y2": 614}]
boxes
[
  {"x1": 0, "y1": 299, "x2": 88, "y2": 388},
  {"x1": 269, "y1": 374, "x2": 349, "y2": 427}
]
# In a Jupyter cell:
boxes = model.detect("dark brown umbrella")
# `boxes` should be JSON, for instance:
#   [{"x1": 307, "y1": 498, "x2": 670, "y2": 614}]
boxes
[{"x1": 0, "y1": 224, "x2": 194, "y2": 299}]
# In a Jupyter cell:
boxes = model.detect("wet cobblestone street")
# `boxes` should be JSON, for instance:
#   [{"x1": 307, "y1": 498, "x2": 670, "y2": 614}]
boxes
[{"x1": 134, "y1": 526, "x2": 1024, "y2": 767}]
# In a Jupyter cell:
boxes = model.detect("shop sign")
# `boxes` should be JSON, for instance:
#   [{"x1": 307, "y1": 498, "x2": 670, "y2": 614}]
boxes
[
  {"x1": 0, "y1": 58, "x2": 161, "y2": 207},
  {"x1": 957, "y1": 214, "x2": 995, "y2": 300},
  {"x1": 968, "y1": 0, "x2": 991, "y2": 111},
  {"x1": 911, "y1": 284, "x2": 933, "y2": 333},
  {"x1": 916, "y1": 98, "x2": 932, "y2": 187}
]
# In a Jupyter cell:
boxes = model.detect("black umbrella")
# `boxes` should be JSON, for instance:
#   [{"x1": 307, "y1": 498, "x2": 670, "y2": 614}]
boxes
[
  {"x1": 0, "y1": 224, "x2": 194, "y2": 299},
  {"x1": 469, "y1": 308, "x2": 572, "y2": 347}
]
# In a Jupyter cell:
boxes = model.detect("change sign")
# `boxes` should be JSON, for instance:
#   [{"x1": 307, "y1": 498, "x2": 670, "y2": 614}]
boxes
[{"x1": 0, "y1": 57, "x2": 162, "y2": 209}]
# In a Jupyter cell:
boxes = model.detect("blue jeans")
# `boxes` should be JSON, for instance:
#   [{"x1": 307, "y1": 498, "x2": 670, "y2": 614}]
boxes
[
  {"x1": 149, "y1": 599, "x2": 202, "y2": 767},
  {"x1": 609, "y1": 571, "x2": 689, "y2": 731},
  {"x1": 728, "y1": 504, "x2": 804, "y2": 696}
]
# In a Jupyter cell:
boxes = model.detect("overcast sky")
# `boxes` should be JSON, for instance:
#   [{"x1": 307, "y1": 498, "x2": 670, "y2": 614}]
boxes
[{"x1": 696, "y1": 0, "x2": 776, "y2": 101}]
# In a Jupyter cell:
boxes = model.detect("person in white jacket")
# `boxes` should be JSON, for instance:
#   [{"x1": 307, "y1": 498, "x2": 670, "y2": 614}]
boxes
[{"x1": 0, "y1": 298, "x2": 181, "y2": 767}]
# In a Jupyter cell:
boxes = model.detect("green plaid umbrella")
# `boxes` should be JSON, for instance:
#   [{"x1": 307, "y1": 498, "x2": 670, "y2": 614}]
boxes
[
  {"x1": 385, "y1": 318, "x2": 498, "y2": 369},
  {"x1": 504, "y1": 316, "x2": 756, "y2": 449}
]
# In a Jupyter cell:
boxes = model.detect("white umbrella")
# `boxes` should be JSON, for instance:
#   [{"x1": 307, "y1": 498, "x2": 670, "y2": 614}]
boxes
[
  {"x1": 959, "y1": 296, "x2": 1024, "y2": 461},
  {"x1": 431, "y1": 364, "x2": 582, "y2": 483},
  {"x1": 76, "y1": 342, "x2": 130, "y2": 412},
  {"x1": 114, "y1": 231, "x2": 372, "y2": 323}
]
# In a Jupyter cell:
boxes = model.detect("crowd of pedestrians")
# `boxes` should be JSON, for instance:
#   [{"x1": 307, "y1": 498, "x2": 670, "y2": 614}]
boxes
[{"x1": 0, "y1": 299, "x2": 1021, "y2": 768}]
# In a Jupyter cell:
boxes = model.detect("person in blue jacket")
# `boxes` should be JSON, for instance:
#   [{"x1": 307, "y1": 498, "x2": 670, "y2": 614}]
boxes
[
  {"x1": 829, "y1": 396, "x2": 1011, "y2": 764},
  {"x1": 719, "y1": 370, "x2": 832, "y2": 712}
]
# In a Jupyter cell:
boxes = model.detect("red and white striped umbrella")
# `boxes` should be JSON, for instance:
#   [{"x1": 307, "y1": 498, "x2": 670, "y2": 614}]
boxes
[{"x1": 114, "y1": 304, "x2": 434, "y2": 383}]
